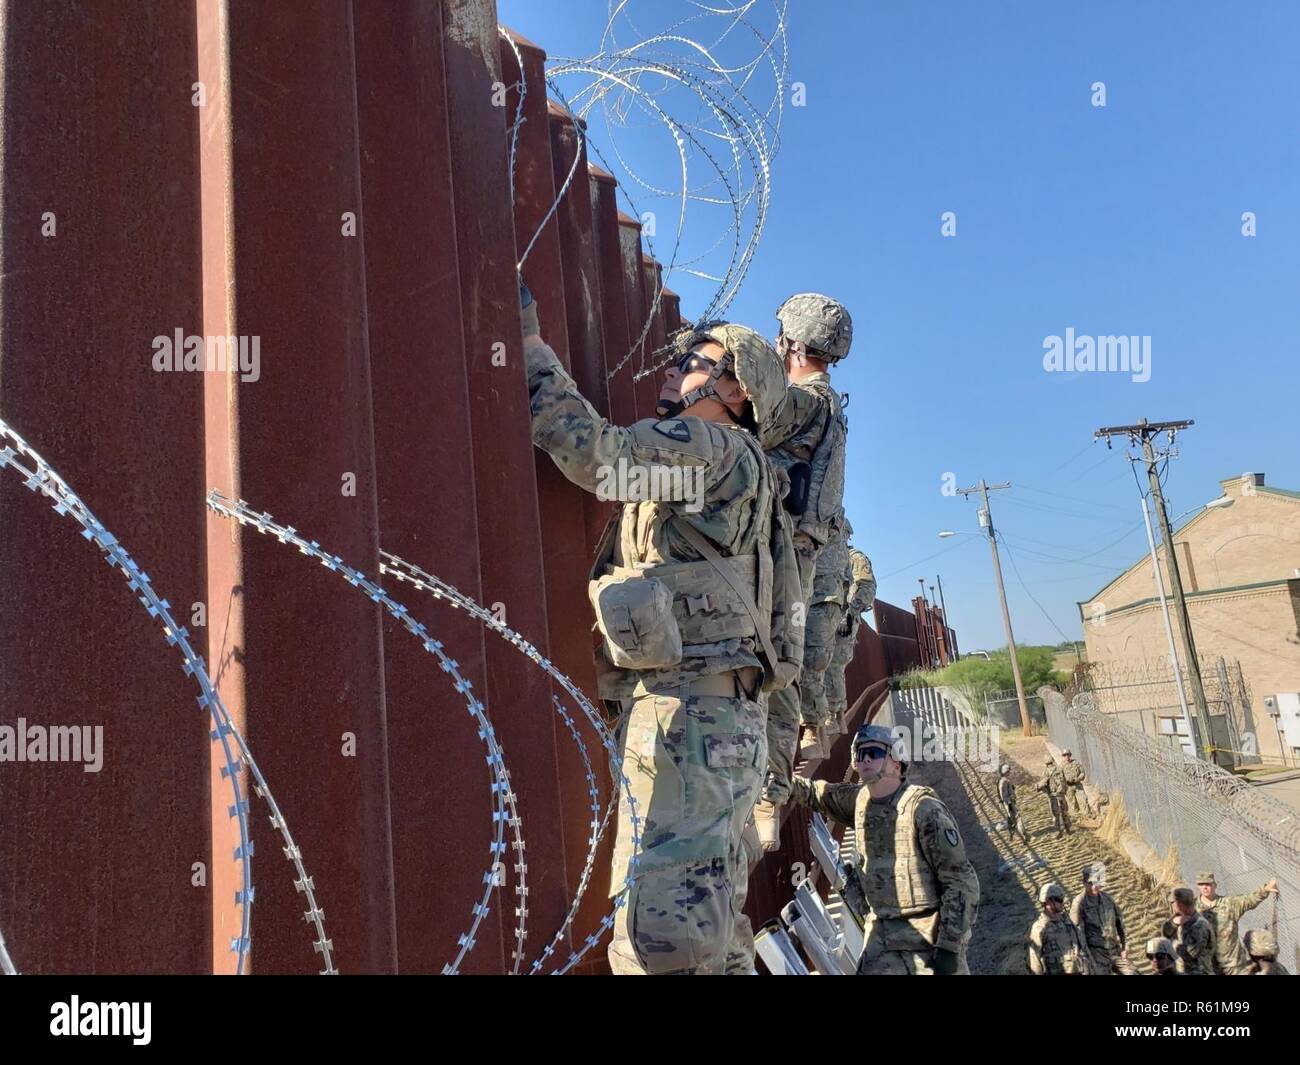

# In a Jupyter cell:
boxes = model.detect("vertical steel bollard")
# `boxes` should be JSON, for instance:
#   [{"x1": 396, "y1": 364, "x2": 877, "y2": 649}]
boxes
[
  {"x1": 196, "y1": 1, "x2": 397, "y2": 974},
  {"x1": 588, "y1": 166, "x2": 639, "y2": 430},
  {"x1": 0, "y1": 1, "x2": 209, "y2": 974},
  {"x1": 501, "y1": 25, "x2": 609, "y2": 966},
  {"x1": 441, "y1": 0, "x2": 570, "y2": 969},
  {"x1": 351, "y1": 0, "x2": 503, "y2": 973}
]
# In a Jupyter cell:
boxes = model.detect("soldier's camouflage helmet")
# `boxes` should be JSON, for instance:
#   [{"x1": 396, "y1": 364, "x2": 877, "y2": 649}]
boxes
[
  {"x1": 853, "y1": 722, "x2": 907, "y2": 763},
  {"x1": 999, "y1": 764, "x2": 1010, "y2": 775},
  {"x1": 1081, "y1": 862, "x2": 1106, "y2": 885},
  {"x1": 775, "y1": 293, "x2": 853, "y2": 363},
  {"x1": 1243, "y1": 929, "x2": 1278, "y2": 960},
  {"x1": 1062, "y1": 748, "x2": 1073, "y2": 757},
  {"x1": 1039, "y1": 883, "x2": 1066, "y2": 904},
  {"x1": 672, "y1": 322, "x2": 786, "y2": 436},
  {"x1": 1145, "y1": 937, "x2": 1176, "y2": 959}
]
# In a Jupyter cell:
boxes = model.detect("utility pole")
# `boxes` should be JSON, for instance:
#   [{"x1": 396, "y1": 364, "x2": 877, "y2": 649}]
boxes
[
  {"x1": 956, "y1": 479, "x2": 1032, "y2": 736},
  {"x1": 1095, "y1": 418, "x2": 1212, "y2": 758},
  {"x1": 935, "y1": 574, "x2": 955, "y2": 660},
  {"x1": 1139, "y1": 494, "x2": 1195, "y2": 754}
]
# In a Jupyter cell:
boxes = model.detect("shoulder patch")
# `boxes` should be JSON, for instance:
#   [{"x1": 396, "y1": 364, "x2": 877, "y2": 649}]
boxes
[
  {"x1": 653, "y1": 419, "x2": 692, "y2": 442},
  {"x1": 944, "y1": 827, "x2": 960, "y2": 848}
]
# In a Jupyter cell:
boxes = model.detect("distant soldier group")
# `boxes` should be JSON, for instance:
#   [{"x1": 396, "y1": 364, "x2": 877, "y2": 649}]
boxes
[{"x1": 1028, "y1": 862, "x2": 1285, "y2": 976}]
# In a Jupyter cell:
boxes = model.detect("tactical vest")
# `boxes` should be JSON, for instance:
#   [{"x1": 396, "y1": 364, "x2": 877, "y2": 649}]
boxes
[
  {"x1": 856, "y1": 784, "x2": 943, "y2": 919},
  {"x1": 1033, "y1": 916, "x2": 1085, "y2": 974},
  {"x1": 769, "y1": 378, "x2": 846, "y2": 547},
  {"x1": 1062, "y1": 761, "x2": 1084, "y2": 785},
  {"x1": 805, "y1": 381, "x2": 847, "y2": 544},
  {"x1": 588, "y1": 428, "x2": 802, "y2": 694},
  {"x1": 1078, "y1": 892, "x2": 1122, "y2": 950}
]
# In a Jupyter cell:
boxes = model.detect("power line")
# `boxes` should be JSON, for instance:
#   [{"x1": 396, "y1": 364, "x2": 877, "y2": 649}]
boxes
[
  {"x1": 878, "y1": 533, "x2": 977, "y2": 580},
  {"x1": 997, "y1": 532, "x2": 1080, "y2": 646}
]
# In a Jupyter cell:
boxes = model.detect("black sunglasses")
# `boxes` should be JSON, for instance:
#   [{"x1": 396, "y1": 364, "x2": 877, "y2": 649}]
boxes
[
  {"x1": 854, "y1": 745, "x2": 890, "y2": 762},
  {"x1": 676, "y1": 351, "x2": 718, "y2": 376}
]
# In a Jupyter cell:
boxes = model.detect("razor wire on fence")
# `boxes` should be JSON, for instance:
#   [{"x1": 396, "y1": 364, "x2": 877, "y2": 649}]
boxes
[
  {"x1": 1, "y1": 411, "x2": 644, "y2": 975},
  {"x1": 1046, "y1": 691, "x2": 1300, "y2": 971},
  {"x1": 0, "y1": 416, "x2": 334, "y2": 976},
  {"x1": 3, "y1": 2, "x2": 782, "y2": 978},
  {"x1": 1074, "y1": 655, "x2": 1265, "y2": 769},
  {"x1": 525, "y1": 0, "x2": 788, "y2": 380}
]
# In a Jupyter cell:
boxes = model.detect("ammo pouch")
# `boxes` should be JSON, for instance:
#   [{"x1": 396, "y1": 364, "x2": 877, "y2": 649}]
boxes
[
  {"x1": 587, "y1": 573, "x2": 683, "y2": 670},
  {"x1": 606, "y1": 554, "x2": 759, "y2": 648}
]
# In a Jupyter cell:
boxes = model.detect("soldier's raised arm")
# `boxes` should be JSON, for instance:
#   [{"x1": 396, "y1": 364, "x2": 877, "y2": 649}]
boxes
[{"x1": 788, "y1": 772, "x2": 859, "y2": 828}]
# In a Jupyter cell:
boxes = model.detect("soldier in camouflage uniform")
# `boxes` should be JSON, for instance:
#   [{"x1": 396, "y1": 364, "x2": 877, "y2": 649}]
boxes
[
  {"x1": 1243, "y1": 929, "x2": 1290, "y2": 975},
  {"x1": 787, "y1": 723, "x2": 980, "y2": 974},
  {"x1": 825, "y1": 536, "x2": 875, "y2": 734},
  {"x1": 1070, "y1": 862, "x2": 1139, "y2": 974},
  {"x1": 1060, "y1": 749, "x2": 1093, "y2": 817},
  {"x1": 1145, "y1": 937, "x2": 1179, "y2": 975},
  {"x1": 997, "y1": 764, "x2": 1029, "y2": 846},
  {"x1": 752, "y1": 294, "x2": 853, "y2": 850},
  {"x1": 1166, "y1": 886, "x2": 1216, "y2": 975},
  {"x1": 807, "y1": 536, "x2": 850, "y2": 734},
  {"x1": 1036, "y1": 756, "x2": 1072, "y2": 837},
  {"x1": 522, "y1": 296, "x2": 802, "y2": 975},
  {"x1": 1195, "y1": 870, "x2": 1278, "y2": 975},
  {"x1": 1028, "y1": 883, "x2": 1089, "y2": 974}
]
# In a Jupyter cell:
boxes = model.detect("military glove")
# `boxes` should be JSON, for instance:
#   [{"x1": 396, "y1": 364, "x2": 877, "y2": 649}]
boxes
[
  {"x1": 836, "y1": 611, "x2": 853, "y2": 638},
  {"x1": 519, "y1": 281, "x2": 540, "y2": 338},
  {"x1": 930, "y1": 948, "x2": 960, "y2": 976}
]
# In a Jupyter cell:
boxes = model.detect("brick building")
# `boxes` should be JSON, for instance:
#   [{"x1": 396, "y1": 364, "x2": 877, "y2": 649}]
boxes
[{"x1": 1079, "y1": 473, "x2": 1300, "y2": 765}]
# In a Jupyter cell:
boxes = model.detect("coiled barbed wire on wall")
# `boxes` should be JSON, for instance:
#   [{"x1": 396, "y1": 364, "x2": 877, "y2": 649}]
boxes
[
  {"x1": 507, "y1": 0, "x2": 789, "y2": 381},
  {"x1": 0, "y1": 420, "x2": 642, "y2": 976},
  {"x1": 0, "y1": 417, "x2": 334, "y2": 976},
  {"x1": 205, "y1": 495, "x2": 646, "y2": 975}
]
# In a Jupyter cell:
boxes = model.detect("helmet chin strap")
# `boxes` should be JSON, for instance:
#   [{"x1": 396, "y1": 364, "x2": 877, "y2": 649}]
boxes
[{"x1": 655, "y1": 353, "x2": 738, "y2": 420}]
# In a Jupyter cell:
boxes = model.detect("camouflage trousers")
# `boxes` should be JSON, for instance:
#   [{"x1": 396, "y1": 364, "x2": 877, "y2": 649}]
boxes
[
  {"x1": 1002, "y1": 801, "x2": 1029, "y2": 845},
  {"x1": 607, "y1": 682, "x2": 766, "y2": 975},
  {"x1": 856, "y1": 918, "x2": 971, "y2": 975},
  {"x1": 763, "y1": 539, "x2": 818, "y2": 805},
  {"x1": 1065, "y1": 783, "x2": 1094, "y2": 817},
  {"x1": 1048, "y1": 793, "x2": 1072, "y2": 835},
  {"x1": 799, "y1": 600, "x2": 844, "y2": 728},
  {"x1": 824, "y1": 617, "x2": 858, "y2": 720},
  {"x1": 1084, "y1": 944, "x2": 1140, "y2": 975}
]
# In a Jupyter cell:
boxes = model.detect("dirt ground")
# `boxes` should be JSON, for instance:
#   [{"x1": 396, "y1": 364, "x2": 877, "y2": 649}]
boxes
[{"x1": 905, "y1": 732, "x2": 1173, "y2": 974}]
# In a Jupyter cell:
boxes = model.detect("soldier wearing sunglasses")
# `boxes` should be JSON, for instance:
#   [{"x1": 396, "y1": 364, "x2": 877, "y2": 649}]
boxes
[
  {"x1": 521, "y1": 289, "x2": 803, "y2": 976},
  {"x1": 788, "y1": 723, "x2": 980, "y2": 974}
]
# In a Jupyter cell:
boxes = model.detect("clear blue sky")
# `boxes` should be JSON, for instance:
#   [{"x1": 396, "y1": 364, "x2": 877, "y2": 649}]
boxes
[{"x1": 501, "y1": 0, "x2": 1300, "y2": 650}]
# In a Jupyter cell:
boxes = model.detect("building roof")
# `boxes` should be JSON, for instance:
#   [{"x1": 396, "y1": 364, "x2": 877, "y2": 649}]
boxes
[{"x1": 1078, "y1": 472, "x2": 1300, "y2": 612}]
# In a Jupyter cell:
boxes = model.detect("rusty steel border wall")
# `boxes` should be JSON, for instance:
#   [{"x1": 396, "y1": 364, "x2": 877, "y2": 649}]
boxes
[{"x1": 0, "y1": 1, "x2": 950, "y2": 974}]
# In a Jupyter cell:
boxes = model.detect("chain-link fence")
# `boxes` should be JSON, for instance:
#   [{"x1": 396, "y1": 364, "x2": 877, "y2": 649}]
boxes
[
  {"x1": 983, "y1": 688, "x2": 1045, "y2": 730},
  {"x1": 1072, "y1": 655, "x2": 1262, "y2": 769},
  {"x1": 1046, "y1": 689, "x2": 1300, "y2": 971}
]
